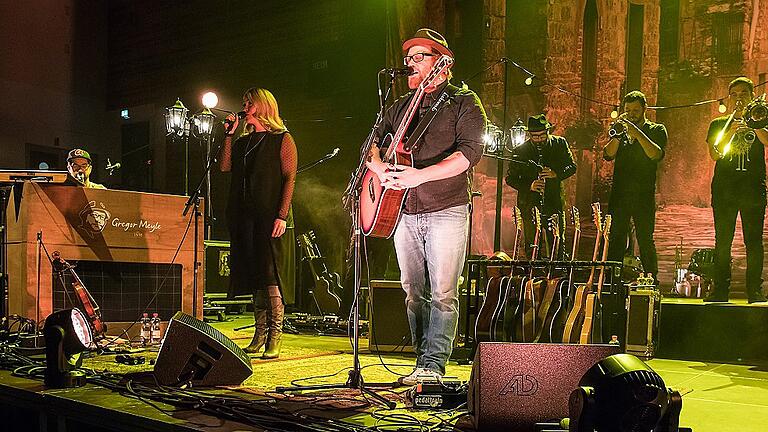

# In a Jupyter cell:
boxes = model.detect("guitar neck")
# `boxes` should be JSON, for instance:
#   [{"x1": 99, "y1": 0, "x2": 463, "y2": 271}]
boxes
[
  {"x1": 594, "y1": 230, "x2": 611, "y2": 298},
  {"x1": 584, "y1": 229, "x2": 602, "y2": 287},
  {"x1": 384, "y1": 88, "x2": 426, "y2": 161}
]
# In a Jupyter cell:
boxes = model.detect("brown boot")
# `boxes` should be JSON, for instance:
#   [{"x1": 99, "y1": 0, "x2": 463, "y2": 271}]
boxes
[
  {"x1": 244, "y1": 293, "x2": 268, "y2": 354},
  {"x1": 262, "y1": 286, "x2": 284, "y2": 359}
]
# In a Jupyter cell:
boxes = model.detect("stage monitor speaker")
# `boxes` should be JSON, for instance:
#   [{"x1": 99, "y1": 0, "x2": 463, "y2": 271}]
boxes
[
  {"x1": 204, "y1": 240, "x2": 230, "y2": 294},
  {"x1": 468, "y1": 342, "x2": 621, "y2": 432},
  {"x1": 154, "y1": 311, "x2": 251, "y2": 386},
  {"x1": 368, "y1": 279, "x2": 412, "y2": 353}
]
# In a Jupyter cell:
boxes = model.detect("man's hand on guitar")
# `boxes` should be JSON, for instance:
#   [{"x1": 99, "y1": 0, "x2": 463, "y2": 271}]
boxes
[
  {"x1": 381, "y1": 164, "x2": 425, "y2": 190},
  {"x1": 530, "y1": 178, "x2": 546, "y2": 194},
  {"x1": 540, "y1": 166, "x2": 557, "y2": 179},
  {"x1": 272, "y1": 218, "x2": 287, "y2": 238}
]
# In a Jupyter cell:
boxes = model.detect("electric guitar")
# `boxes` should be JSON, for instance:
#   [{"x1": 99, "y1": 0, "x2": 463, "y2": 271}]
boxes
[
  {"x1": 542, "y1": 206, "x2": 580, "y2": 343},
  {"x1": 297, "y1": 231, "x2": 343, "y2": 315},
  {"x1": 562, "y1": 203, "x2": 602, "y2": 343},
  {"x1": 359, "y1": 55, "x2": 454, "y2": 238},
  {"x1": 579, "y1": 214, "x2": 611, "y2": 344},
  {"x1": 51, "y1": 251, "x2": 106, "y2": 340}
]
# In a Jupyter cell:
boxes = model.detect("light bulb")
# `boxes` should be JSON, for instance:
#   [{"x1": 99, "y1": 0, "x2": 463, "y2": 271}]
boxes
[{"x1": 201, "y1": 92, "x2": 219, "y2": 109}]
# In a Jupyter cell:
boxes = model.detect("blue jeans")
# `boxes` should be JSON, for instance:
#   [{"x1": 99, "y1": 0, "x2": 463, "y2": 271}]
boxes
[{"x1": 393, "y1": 204, "x2": 469, "y2": 375}]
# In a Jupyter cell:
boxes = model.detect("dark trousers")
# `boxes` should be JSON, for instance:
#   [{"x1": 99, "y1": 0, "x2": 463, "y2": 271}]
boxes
[
  {"x1": 712, "y1": 197, "x2": 765, "y2": 295},
  {"x1": 520, "y1": 207, "x2": 566, "y2": 260},
  {"x1": 607, "y1": 197, "x2": 658, "y2": 275}
]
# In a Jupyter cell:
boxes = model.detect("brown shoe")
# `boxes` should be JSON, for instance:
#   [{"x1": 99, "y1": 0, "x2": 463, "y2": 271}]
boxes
[
  {"x1": 244, "y1": 308, "x2": 268, "y2": 354},
  {"x1": 262, "y1": 295, "x2": 284, "y2": 359}
]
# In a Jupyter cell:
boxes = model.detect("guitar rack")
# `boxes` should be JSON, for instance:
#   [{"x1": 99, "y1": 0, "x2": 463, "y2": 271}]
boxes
[{"x1": 458, "y1": 259, "x2": 627, "y2": 360}]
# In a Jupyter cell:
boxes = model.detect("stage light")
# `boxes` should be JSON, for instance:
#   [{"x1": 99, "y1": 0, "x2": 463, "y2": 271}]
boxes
[
  {"x1": 165, "y1": 99, "x2": 189, "y2": 137},
  {"x1": 718, "y1": 99, "x2": 727, "y2": 113},
  {"x1": 524, "y1": 75, "x2": 534, "y2": 86},
  {"x1": 569, "y1": 353, "x2": 685, "y2": 432},
  {"x1": 193, "y1": 107, "x2": 216, "y2": 137},
  {"x1": 509, "y1": 118, "x2": 527, "y2": 149},
  {"x1": 201, "y1": 92, "x2": 219, "y2": 109},
  {"x1": 610, "y1": 106, "x2": 619, "y2": 119},
  {"x1": 44, "y1": 308, "x2": 93, "y2": 388}
]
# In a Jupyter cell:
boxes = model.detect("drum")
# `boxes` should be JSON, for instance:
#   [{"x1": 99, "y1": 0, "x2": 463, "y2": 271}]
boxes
[{"x1": 688, "y1": 248, "x2": 715, "y2": 279}]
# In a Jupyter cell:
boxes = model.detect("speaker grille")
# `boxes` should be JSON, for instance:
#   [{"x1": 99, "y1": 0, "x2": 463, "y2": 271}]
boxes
[{"x1": 168, "y1": 311, "x2": 251, "y2": 367}]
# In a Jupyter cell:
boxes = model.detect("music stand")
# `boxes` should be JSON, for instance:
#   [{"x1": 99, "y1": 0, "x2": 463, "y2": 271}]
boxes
[
  {"x1": 0, "y1": 170, "x2": 68, "y2": 327},
  {"x1": 275, "y1": 71, "x2": 398, "y2": 409}
]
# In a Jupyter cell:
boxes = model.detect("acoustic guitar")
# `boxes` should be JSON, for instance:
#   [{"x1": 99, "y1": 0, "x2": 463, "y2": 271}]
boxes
[
  {"x1": 513, "y1": 207, "x2": 543, "y2": 342},
  {"x1": 475, "y1": 206, "x2": 521, "y2": 342},
  {"x1": 51, "y1": 251, "x2": 106, "y2": 340},
  {"x1": 490, "y1": 206, "x2": 523, "y2": 341},
  {"x1": 534, "y1": 213, "x2": 563, "y2": 342},
  {"x1": 579, "y1": 214, "x2": 612, "y2": 344},
  {"x1": 359, "y1": 55, "x2": 454, "y2": 238},
  {"x1": 562, "y1": 203, "x2": 602, "y2": 343},
  {"x1": 542, "y1": 206, "x2": 580, "y2": 343},
  {"x1": 297, "y1": 231, "x2": 343, "y2": 315}
]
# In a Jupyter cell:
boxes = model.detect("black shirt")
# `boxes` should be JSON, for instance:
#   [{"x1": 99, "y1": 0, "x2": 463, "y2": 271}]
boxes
[
  {"x1": 375, "y1": 82, "x2": 487, "y2": 214},
  {"x1": 708, "y1": 116, "x2": 767, "y2": 202},
  {"x1": 605, "y1": 120, "x2": 667, "y2": 201},
  {"x1": 505, "y1": 135, "x2": 577, "y2": 214}
]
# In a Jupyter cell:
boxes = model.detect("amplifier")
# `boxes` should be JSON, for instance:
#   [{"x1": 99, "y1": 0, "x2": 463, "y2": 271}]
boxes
[
  {"x1": 204, "y1": 240, "x2": 230, "y2": 294},
  {"x1": 625, "y1": 288, "x2": 661, "y2": 358},
  {"x1": 368, "y1": 280, "x2": 412, "y2": 353}
]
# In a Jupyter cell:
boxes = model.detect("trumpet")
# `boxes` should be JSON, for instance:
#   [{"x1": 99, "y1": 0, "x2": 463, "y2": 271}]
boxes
[
  {"x1": 608, "y1": 120, "x2": 627, "y2": 139},
  {"x1": 744, "y1": 94, "x2": 768, "y2": 129}
]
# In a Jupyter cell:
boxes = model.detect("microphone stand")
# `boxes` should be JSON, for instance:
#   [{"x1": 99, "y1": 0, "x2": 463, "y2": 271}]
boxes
[
  {"x1": 297, "y1": 148, "x2": 340, "y2": 174},
  {"x1": 276, "y1": 70, "x2": 398, "y2": 409},
  {"x1": 182, "y1": 135, "x2": 225, "y2": 318}
]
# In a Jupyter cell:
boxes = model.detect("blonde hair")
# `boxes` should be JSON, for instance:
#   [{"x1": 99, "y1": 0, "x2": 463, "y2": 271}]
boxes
[{"x1": 242, "y1": 88, "x2": 287, "y2": 134}]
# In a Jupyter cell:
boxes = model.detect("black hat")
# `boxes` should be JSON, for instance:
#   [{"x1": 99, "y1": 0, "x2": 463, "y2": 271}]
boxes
[
  {"x1": 526, "y1": 114, "x2": 554, "y2": 132},
  {"x1": 402, "y1": 28, "x2": 454, "y2": 58}
]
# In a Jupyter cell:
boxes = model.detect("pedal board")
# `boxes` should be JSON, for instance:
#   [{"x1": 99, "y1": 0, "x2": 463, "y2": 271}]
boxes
[{"x1": 405, "y1": 377, "x2": 467, "y2": 410}]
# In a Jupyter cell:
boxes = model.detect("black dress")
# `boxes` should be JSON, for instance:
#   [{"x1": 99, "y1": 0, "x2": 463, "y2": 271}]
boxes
[{"x1": 226, "y1": 131, "x2": 297, "y2": 298}]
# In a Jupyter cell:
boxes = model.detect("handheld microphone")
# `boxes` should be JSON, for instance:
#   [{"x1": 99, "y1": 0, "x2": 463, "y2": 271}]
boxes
[
  {"x1": 382, "y1": 67, "x2": 413, "y2": 77},
  {"x1": 106, "y1": 158, "x2": 121, "y2": 175},
  {"x1": 223, "y1": 111, "x2": 247, "y2": 129}
]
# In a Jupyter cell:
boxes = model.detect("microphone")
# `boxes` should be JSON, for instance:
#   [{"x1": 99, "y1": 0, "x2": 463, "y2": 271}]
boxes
[
  {"x1": 106, "y1": 158, "x2": 121, "y2": 175},
  {"x1": 382, "y1": 67, "x2": 413, "y2": 77},
  {"x1": 330, "y1": 147, "x2": 340, "y2": 157},
  {"x1": 223, "y1": 111, "x2": 247, "y2": 129}
]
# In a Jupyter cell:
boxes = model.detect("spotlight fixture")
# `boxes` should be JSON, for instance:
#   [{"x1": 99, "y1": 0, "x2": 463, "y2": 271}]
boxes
[
  {"x1": 524, "y1": 75, "x2": 534, "y2": 86},
  {"x1": 718, "y1": 99, "x2": 727, "y2": 114},
  {"x1": 201, "y1": 91, "x2": 219, "y2": 109},
  {"x1": 610, "y1": 106, "x2": 619, "y2": 119},
  {"x1": 568, "y1": 353, "x2": 686, "y2": 432},
  {"x1": 44, "y1": 308, "x2": 93, "y2": 388}
]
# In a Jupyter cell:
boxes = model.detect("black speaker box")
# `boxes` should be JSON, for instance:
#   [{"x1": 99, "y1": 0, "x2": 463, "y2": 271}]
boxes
[
  {"x1": 154, "y1": 311, "x2": 252, "y2": 386},
  {"x1": 368, "y1": 280, "x2": 412, "y2": 353},
  {"x1": 468, "y1": 343, "x2": 620, "y2": 432}
]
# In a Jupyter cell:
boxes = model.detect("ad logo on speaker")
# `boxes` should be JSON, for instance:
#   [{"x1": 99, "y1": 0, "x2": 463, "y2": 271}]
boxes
[{"x1": 499, "y1": 374, "x2": 539, "y2": 396}]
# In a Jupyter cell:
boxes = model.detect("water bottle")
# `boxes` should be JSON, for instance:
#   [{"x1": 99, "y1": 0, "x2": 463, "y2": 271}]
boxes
[
  {"x1": 140, "y1": 313, "x2": 151, "y2": 345},
  {"x1": 151, "y1": 313, "x2": 162, "y2": 345}
]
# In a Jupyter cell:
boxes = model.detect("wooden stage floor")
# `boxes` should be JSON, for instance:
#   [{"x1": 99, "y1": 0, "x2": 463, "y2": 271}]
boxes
[{"x1": 0, "y1": 314, "x2": 766, "y2": 431}]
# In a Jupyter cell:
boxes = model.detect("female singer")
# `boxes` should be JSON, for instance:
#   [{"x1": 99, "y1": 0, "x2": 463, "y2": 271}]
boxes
[{"x1": 220, "y1": 88, "x2": 297, "y2": 358}]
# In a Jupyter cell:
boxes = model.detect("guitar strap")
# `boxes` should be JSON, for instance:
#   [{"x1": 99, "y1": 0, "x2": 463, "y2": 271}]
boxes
[{"x1": 402, "y1": 84, "x2": 461, "y2": 153}]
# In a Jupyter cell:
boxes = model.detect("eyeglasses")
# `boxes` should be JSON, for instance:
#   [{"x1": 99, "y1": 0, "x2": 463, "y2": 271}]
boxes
[
  {"x1": 403, "y1": 52, "x2": 437, "y2": 66},
  {"x1": 68, "y1": 162, "x2": 90, "y2": 169}
]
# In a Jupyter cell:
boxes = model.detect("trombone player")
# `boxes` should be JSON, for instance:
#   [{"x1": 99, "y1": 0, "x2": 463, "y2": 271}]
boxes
[
  {"x1": 706, "y1": 77, "x2": 768, "y2": 303},
  {"x1": 603, "y1": 91, "x2": 667, "y2": 283}
]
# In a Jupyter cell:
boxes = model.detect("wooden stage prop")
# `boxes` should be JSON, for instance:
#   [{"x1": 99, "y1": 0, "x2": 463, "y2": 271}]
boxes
[{"x1": 5, "y1": 183, "x2": 203, "y2": 328}]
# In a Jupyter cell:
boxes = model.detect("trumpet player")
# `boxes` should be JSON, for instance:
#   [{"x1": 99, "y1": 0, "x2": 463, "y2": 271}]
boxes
[
  {"x1": 506, "y1": 114, "x2": 576, "y2": 258},
  {"x1": 603, "y1": 91, "x2": 667, "y2": 282},
  {"x1": 706, "y1": 77, "x2": 768, "y2": 303}
]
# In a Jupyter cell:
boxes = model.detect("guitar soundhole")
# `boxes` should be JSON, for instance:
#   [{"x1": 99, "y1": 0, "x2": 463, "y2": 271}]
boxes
[{"x1": 367, "y1": 177, "x2": 376, "y2": 202}]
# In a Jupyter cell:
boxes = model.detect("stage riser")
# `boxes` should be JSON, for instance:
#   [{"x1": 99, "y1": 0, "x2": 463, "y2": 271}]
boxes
[{"x1": 658, "y1": 303, "x2": 768, "y2": 363}]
